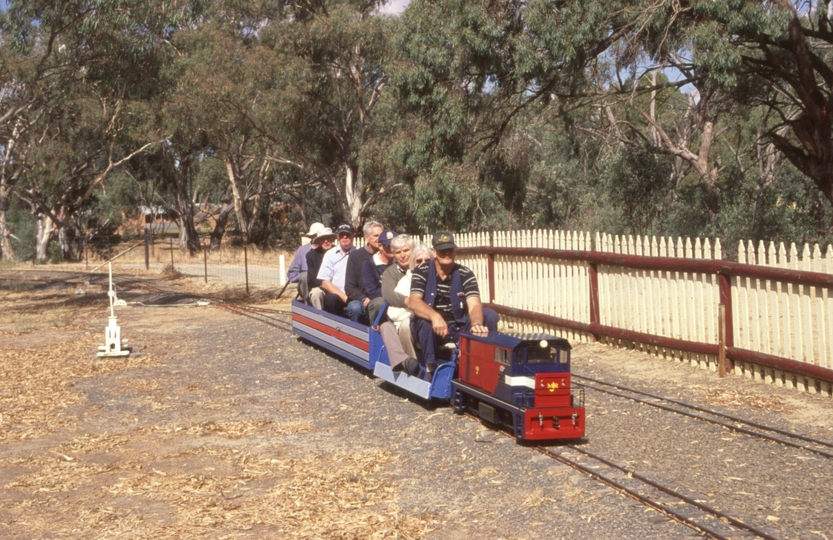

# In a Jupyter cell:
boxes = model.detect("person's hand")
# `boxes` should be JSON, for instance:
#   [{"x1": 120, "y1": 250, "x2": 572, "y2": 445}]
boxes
[
  {"x1": 431, "y1": 314, "x2": 448, "y2": 338},
  {"x1": 470, "y1": 323, "x2": 488, "y2": 335},
  {"x1": 363, "y1": 297, "x2": 370, "y2": 307}
]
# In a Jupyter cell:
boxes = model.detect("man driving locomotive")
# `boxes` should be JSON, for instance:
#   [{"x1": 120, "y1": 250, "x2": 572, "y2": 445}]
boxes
[{"x1": 409, "y1": 231, "x2": 498, "y2": 378}]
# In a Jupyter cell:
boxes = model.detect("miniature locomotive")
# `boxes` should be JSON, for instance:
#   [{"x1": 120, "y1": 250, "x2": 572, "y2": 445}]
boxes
[{"x1": 291, "y1": 300, "x2": 585, "y2": 442}]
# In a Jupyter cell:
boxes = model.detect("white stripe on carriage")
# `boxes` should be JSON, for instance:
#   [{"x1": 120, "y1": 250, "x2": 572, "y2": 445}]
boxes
[
  {"x1": 293, "y1": 305, "x2": 369, "y2": 342},
  {"x1": 292, "y1": 322, "x2": 369, "y2": 362},
  {"x1": 504, "y1": 375, "x2": 536, "y2": 389}
]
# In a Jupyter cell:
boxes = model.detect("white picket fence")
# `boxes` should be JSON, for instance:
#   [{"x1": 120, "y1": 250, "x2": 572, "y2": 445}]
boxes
[{"x1": 440, "y1": 229, "x2": 833, "y2": 396}]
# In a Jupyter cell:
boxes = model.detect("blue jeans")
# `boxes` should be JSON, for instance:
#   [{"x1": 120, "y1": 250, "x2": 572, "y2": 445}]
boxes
[{"x1": 345, "y1": 299, "x2": 367, "y2": 323}]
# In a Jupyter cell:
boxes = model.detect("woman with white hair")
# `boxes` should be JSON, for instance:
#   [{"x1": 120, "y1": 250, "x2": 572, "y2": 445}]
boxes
[{"x1": 379, "y1": 239, "x2": 433, "y2": 374}]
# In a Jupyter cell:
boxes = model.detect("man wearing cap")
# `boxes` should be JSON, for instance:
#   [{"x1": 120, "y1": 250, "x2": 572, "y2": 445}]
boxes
[
  {"x1": 409, "y1": 231, "x2": 498, "y2": 378},
  {"x1": 317, "y1": 223, "x2": 357, "y2": 316},
  {"x1": 305, "y1": 227, "x2": 336, "y2": 308},
  {"x1": 343, "y1": 221, "x2": 383, "y2": 323},
  {"x1": 362, "y1": 229, "x2": 397, "y2": 325},
  {"x1": 287, "y1": 222, "x2": 325, "y2": 302}
]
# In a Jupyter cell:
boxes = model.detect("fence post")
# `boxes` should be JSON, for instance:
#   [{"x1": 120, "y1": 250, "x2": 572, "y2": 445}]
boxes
[
  {"x1": 719, "y1": 304, "x2": 727, "y2": 377},
  {"x1": 588, "y1": 262, "x2": 600, "y2": 342},
  {"x1": 244, "y1": 243, "x2": 250, "y2": 295},
  {"x1": 718, "y1": 272, "x2": 734, "y2": 372},
  {"x1": 203, "y1": 243, "x2": 208, "y2": 284},
  {"x1": 144, "y1": 216, "x2": 151, "y2": 270},
  {"x1": 169, "y1": 239, "x2": 174, "y2": 272}
]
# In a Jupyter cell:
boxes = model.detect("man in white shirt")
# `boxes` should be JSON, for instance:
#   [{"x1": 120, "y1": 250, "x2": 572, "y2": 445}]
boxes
[{"x1": 317, "y1": 223, "x2": 356, "y2": 316}]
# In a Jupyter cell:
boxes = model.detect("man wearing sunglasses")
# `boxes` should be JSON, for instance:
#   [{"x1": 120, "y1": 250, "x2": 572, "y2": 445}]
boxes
[{"x1": 409, "y1": 232, "x2": 498, "y2": 378}]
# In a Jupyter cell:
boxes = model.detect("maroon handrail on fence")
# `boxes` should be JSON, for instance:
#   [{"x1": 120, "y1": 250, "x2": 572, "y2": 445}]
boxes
[{"x1": 458, "y1": 246, "x2": 833, "y2": 385}]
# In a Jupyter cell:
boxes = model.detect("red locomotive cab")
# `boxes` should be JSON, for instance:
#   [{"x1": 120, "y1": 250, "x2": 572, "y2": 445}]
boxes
[{"x1": 457, "y1": 336, "x2": 505, "y2": 394}]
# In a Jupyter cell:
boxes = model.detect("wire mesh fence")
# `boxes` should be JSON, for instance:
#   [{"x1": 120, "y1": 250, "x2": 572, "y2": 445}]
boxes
[{"x1": 78, "y1": 237, "x2": 293, "y2": 296}]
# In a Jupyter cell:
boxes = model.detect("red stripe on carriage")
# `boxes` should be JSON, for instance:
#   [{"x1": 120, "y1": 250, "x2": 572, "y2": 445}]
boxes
[{"x1": 292, "y1": 314, "x2": 370, "y2": 352}]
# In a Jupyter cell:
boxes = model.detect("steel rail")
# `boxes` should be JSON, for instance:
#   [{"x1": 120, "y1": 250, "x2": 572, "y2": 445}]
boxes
[
  {"x1": 485, "y1": 302, "x2": 833, "y2": 384},
  {"x1": 538, "y1": 445, "x2": 782, "y2": 540},
  {"x1": 215, "y1": 302, "x2": 294, "y2": 332},
  {"x1": 189, "y1": 286, "x2": 780, "y2": 539},
  {"x1": 575, "y1": 374, "x2": 833, "y2": 456}
]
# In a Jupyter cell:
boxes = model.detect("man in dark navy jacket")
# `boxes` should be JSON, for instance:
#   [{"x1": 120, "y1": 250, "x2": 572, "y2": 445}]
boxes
[
  {"x1": 362, "y1": 229, "x2": 396, "y2": 325},
  {"x1": 409, "y1": 231, "x2": 498, "y2": 377}
]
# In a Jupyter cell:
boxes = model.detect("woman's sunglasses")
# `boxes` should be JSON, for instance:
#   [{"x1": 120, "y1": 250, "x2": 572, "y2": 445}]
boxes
[{"x1": 414, "y1": 258, "x2": 428, "y2": 264}]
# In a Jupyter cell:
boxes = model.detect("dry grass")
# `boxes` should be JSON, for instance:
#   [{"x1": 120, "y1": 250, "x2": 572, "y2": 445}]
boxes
[{"x1": 0, "y1": 272, "x2": 431, "y2": 539}]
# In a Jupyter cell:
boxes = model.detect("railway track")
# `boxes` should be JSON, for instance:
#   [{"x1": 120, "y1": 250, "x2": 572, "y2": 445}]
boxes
[
  {"x1": 122, "y1": 290, "x2": 794, "y2": 538},
  {"x1": 214, "y1": 303, "x2": 294, "y2": 333},
  {"x1": 537, "y1": 443, "x2": 781, "y2": 540},
  {"x1": 574, "y1": 374, "x2": 833, "y2": 459}
]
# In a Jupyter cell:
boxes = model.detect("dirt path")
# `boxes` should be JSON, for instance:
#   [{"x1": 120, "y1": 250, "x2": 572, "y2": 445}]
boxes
[{"x1": 2, "y1": 269, "x2": 832, "y2": 539}]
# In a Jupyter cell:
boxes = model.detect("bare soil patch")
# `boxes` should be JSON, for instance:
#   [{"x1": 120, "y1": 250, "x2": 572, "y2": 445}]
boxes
[
  {"x1": 0, "y1": 270, "x2": 428, "y2": 539},
  {"x1": 3, "y1": 268, "x2": 832, "y2": 539}
]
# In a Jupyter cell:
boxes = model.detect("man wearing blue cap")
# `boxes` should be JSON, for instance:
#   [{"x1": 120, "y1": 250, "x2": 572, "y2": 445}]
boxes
[
  {"x1": 409, "y1": 231, "x2": 498, "y2": 379},
  {"x1": 317, "y1": 223, "x2": 356, "y2": 316}
]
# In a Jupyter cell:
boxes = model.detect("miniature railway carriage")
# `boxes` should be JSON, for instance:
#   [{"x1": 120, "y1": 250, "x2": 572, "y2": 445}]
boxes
[
  {"x1": 291, "y1": 300, "x2": 585, "y2": 442},
  {"x1": 453, "y1": 333, "x2": 585, "y2": 441}
]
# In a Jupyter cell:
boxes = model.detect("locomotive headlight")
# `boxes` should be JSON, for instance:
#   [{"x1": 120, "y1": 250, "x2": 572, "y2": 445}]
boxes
[{"x1": 539, "y1": 340, "x2": 548, "y2": 348}]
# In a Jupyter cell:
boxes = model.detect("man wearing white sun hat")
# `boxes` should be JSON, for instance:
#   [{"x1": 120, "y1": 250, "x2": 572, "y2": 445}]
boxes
[{"x1": 287, "y1": 222, "x2": 324, "y2": 302}]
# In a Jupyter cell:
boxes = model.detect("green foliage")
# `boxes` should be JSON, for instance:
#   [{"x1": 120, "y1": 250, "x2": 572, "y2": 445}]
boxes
[
  {"x1": 598, "y1": 147, "x2": 673, "y2": 235},
  {"x1": 7, "y1": 200, "x2": 37, "y2": 263},
  {"x1": 3, "y1": 0, "x2": 833, "y2": 261}
]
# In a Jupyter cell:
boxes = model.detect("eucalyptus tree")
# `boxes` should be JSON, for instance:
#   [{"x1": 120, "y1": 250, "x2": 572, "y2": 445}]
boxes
[
  {"x1": 0, "y1": 0, "x2": 92, "y2": 260},
  {"x1": 248, "y1": 0, "x2": 398, "y2": 228},
  {"x1": 15, "y1": 86, "x2": 160, "y2": 261},
  {"x1": 393, "y1": 0, "x2": 833, "y2": 237},
  {"x1": 1, "y1": 1, "x2": 204, "y2": 260},
  {"x1": 164, "y1": 13, "x2": 288, "y2": 248}
]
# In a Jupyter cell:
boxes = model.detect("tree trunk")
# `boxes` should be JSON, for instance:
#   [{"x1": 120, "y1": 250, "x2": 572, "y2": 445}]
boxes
[
  {"x1": 58, "y1": 225, "x2": 73, "y2": 261},
  {"x1": 172, "y1": 159, "x2": 200, "y2": 254},
  {"x1": 209, "y1": 186, "x2": 234, "y2": 251},
  {"x1": 344, "y1": 163, "x2": 363, "y2": 228},
  {"x1": 224, "y1": 153, "x2": 251, "y2": 243},
  {"x1": 177, "y1": 206, "x2": 199, "y2": 253},
  {"x1": 0, "y1": 201, "x2": 15, "y2": 262},
  {"x1": 35, "y1": 214, "x2": 55, "y2": 262}
]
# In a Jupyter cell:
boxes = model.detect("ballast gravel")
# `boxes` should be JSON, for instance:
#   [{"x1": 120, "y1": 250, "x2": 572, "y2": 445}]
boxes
[{"x1": 2, "y1": 274, "x2": 832, "y2": 539}]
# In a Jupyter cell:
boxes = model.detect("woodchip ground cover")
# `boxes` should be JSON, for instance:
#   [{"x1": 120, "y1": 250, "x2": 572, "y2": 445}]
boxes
[{"x1": 2, "y1": 268, "x2": 832, "y2": 539}]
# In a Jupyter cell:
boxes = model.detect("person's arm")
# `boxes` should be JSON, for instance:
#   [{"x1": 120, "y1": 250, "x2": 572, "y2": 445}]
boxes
[
  {"x1": 382, "y1": 268, "x2": 407, "y2": 307},
  {"x1": 362, "y1": 259, "x2": 383, "y2": 300},
  {"x1": 306, "y1": 251, "x2": 322, "y2": 289},
  {"x1": 344, "y1": 254, "x2": 365, "y2": 302},
  {"x1": 321, "y1": 280, "x2": 347, "y2": 301},
  {"x1": 465, "y1": 296, "x2": 488, "y2": 334},
  {"x1": 409, "y1": 293, "x2": 448, "y2": 338},
  {"x1": 287, "y1": 247, "x2": 306, "y2": 283}
]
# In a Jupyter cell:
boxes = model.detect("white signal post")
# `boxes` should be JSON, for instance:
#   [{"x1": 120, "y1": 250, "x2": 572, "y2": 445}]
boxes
[{"x1": 97, "y1": 262, "x2": 131, "y2": 358}]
